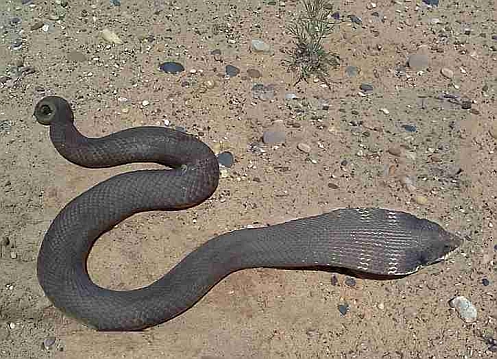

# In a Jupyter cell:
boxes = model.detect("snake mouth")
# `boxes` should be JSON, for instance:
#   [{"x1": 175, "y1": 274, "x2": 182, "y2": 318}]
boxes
[{"x1": 34, "y1": 101, "x2": 56, "y2": 125}]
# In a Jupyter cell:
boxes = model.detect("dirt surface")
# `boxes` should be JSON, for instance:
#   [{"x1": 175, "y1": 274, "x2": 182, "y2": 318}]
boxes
[{"x1": 1, "y1": 0, "x2": 496, "y2": 358}]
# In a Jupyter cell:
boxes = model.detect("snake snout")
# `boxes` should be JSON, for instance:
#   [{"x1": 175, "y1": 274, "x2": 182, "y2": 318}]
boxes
[
  {"x1": 34, "y1": 101, "x2": 56, "y2": 125},
  {"x1": 34, "y1": 96, "x2": 74, "y2": 126},
  {"x1": 417, "y1": 223, "x2": 462, "y2": 266}
]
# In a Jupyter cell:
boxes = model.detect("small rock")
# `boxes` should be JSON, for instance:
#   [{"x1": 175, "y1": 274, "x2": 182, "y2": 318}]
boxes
[
  {"x1": 489, "y1": 125, "x2": 497, "y2": 139},
  {"x1": 359, "y1": 83, "x2": 374, "y2": 92},
  {"x1": 401, "y1": 124, "x2": 417, "y2": 132},
  {"x1": 413, "y1": 194, "x2": 428, "y2": 205},
  {"x1": 67, "y1": 51, "x2": 87, "y2": 62},
  {"x1": 217, "y1": 152, "x2": 234, "y2": 168},
  {"x1": 377, "y1": 302, "x2": 385, "y2": 310},
  {"x1": 345, "y1": 66, "x2": 359, "y2": 77},
  {"x1": 441, "y1": 67, "x2": 454, "y2": 79},
  {"x1": 408, "y1": 53, "x2": 430, "y2": 71},
  {"x1": 330, "y1": 275, "x2": 339, "y2": 286},
  {"x1": 379, "y1": 108, "x2": 389, "y2": 115},
  {"x1": 204, "y1": 79, "x2": 216, "y2": 89},
  {"x1": 252, "y1": 84, "x2": 275, "y2": 101},
  {"x1": 327, "y1": 182, "x2": 339, "y2": 189},
  {"x1": 344, "y1": 277, "x2": 356, "y2": 287},
  {"x1": 338, "y1": 304, "x2": 349, "y2": 316},
  {"x1": 449, "y1": 296, "x2": 477, "y2": 323},
  {"x1": 348, "y1": 15, "x2": 362, "y2": 25},
  {"x1": 251, "y1": 39, "x2": 271, "y2": 53},
  {"x1": 226, "y1": 65, "x2": 240, "y2": 77},
  {"x1": 100, "y1": 29, "x2": 123, "y2": 45},
  {"x1": 461, "y1": 100, "x2": 472, "y2": 110},
  {"x1": 142, "y1": 100, "x2": 150, "y2": 107},
  {"x1": 388, "y1": 147, "x2": 402, "y2": 157},
  {"x1": 297, "y1": 143, "x2": 311, "y2": 153},
  {"x1": 482, "y1": 278, "x2": 490, "y2": 286},
  {"x1": 247, "y1": 68, "x2": 262, "y2": 78},
  {"x1": 43, "y1": 336, "x2": 56, "y2": 350},
  {"x1": 263, "y1": 122, "x2": 286, "y2": 145},
  {"x1": 30, "y1": 21, "x2": 44, "y2": 31},
  {"x1": 284, "y1": 93, "x2": 299, "y2": 100},
  {"x1": 159, "y1": 62, "x2": 185, "y2": 74},
  {"x1": 423, "y1": 0, "x2": 439, "y2": 5}
]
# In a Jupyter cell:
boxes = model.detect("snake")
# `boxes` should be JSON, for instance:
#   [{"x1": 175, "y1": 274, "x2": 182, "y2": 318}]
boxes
[{"x1": 33, "y1": 96, "x2": 462, "y2": 332}]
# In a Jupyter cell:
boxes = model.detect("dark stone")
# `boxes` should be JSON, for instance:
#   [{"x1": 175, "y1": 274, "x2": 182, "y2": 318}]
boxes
[
  {"x1": 338, "y1": 304, "x2": 349, "y2": 316},
  {"x1": 217, "y1": 151, "x2": 234, "y2": 168},
  {"x1": 330, "y1": 275, "x2": 339, "y2": 286},
  {"x1": 331, "y1": 12, "x2": 340, "y2": 20},
  {"x1": 402, "y1": 124, "x2": 417, "y2": 132},
  {"x1": 461, "y1": 100, "x2": 472, "y2": 110},
  {"x1": 348, "y1": 15, "x2": 362, "y2": 25},
  {"x1": 328, "y1": 182, "x2": 339, "y2": 189},
  {"x1": 159, "y1": 62, "x2": 185, "y2": 74},
  {"x1": 422, "y1": 0, "x2": 439, "y2": 5},
  {"x1": 225, "y1": 65, "x2": 240, "y2": 77},
  {"x1": 359, "y1": 83, "x2": 374, "y2": 92},
  {"x1": 482, "y1": 278, "x2": 490, "y2": 286},
  {"x1": 344, "y1": 277, "x2": 356, "y2": 287}
]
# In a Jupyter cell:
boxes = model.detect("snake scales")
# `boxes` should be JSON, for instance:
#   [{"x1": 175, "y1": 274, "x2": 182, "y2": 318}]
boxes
[{"x1": 34, "y1": 96, "x2": 462, "y2": 331}]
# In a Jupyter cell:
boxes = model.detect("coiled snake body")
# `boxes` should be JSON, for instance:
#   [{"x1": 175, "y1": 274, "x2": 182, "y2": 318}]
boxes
[{"x1": 34, "y1": 96, "x2": 462, "y2": 331}]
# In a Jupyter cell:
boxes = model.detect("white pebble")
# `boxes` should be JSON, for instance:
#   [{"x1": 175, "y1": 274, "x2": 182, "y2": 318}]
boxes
[
  {"x1": 142, "y1": 100, "x2": 150, "y2": 106},
  {"x1": 100, "y1": 29, "x2": 123, "y2": 45},
  {"x1": 449, "y1": 296, "x2": 477, "y2": 323},
  {"x1": 380, "y1": 108, "x2": 390, "y2": 115}
]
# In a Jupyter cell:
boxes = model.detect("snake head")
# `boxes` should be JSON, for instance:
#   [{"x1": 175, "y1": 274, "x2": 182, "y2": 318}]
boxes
[
  {"x1": 416, "y1": 219, "x2": 463, "y2": 267},
  {"x1": 34, "y1": 96, "x2": 74, "y2": 126}
]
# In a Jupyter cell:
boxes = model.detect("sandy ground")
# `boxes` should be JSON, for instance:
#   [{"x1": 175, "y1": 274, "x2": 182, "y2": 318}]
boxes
[{"x1": 1, "y1": 0, "x2": 496, "y2": 358}]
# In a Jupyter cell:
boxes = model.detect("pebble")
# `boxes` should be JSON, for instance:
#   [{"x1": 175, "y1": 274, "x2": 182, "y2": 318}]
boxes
[
  {"x1": 251, "y1": 39, "x2": 271, "y2": 53},
  {"x1": 100, "y1": 29, "x2": 123, "y2": 45},
  {"x1": 388, "y1": 147, "x2": 402, "y2": 157},
  {"x1": 377, "y1": 302, "x2": 385, "y2": 310},
  {"x1": 345, "y1": 66, "x2": 360, "y2": 77},
  {"x1": 344, "y1": 277, "x2": 356, "y2": 287},
  {"x1": 489, "y1": 124, "x2": 497, "y2": 139},
  {"x1": 43, "y1": 336, "x2": 56, "y2": 350},
  {"x1": 67, "y1": 51, "x2": 87, "y2": 62},
  {"x1": 441, "y1": 67, "x2": 454, "y2": 79},
  {"x1": 449, "y1": 296, "x2": 477, "y2": 323},
  {"x1": 159, "y1": 62, "x2": 185, "y2": 74},
  {"x1": 401, "y1": 124, "x2": 417, "y2": 133},
  {"x1": 461, "y1": 100, "x2": 472, "y2": 110},
  {"x1": 338, "y1": 304, "x2": 349, "y2": 316},
  {"x1": 423, "y1": 0, "x2": 439, "y2": 5},
  {"x1": 30, "y1": 21, "x2": 44, "y2": 31},
  {"x1": 482, "y1": 278, "x2": 490, "y2": 286},
  {"x1": 330, "y1": 275, "x2": 339, "y2": 286},
  {"x1": 217, "y1": 152, "x2": 234, "y2": 168},
  {"x1": 359, "y1": 83, "x2": 374, "y2": 92},
  {"x1": 348, "y1": 15, "x2": 362, "y2": 25},
  {"x1": 204, "y1": 79, "x2": 216, "y2": 89},
  {"x1": 247, "y1": 68, "x2": 262, "y2": 78},
  {"x1": 408, "y1": 53, "x2": 430, "y2": 71},
  {"x1": 142, "y1": 100, "x2": 150, "y2": 107},
  {"x1": 379, "y1": 108, "x2": 390, "y2": 115},
  {"x1": 297, "y1": 143, "x2": 311, "y2": 153},
  {"x1": 226, "y1": 65, "x2": 240, "y2": 77},
  {"x1": 252, "y1": 84, "x2": 275, "y2": 101},
  {"x1": 263, "y1": 122, "x2": 286, "y2": 145},
  {"x1": 413, "y1": 194, "x2": 428, "y2": 205},
  {"x1": 284, "y1": 93, "x2": 299, "y2": 100}
]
